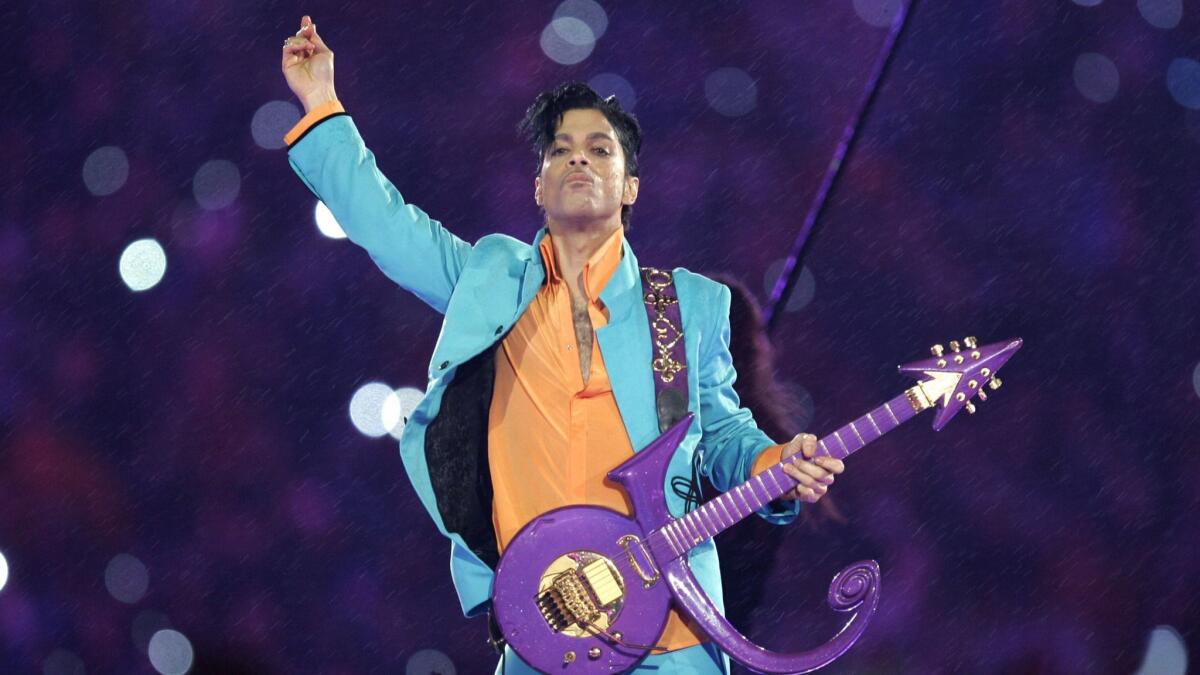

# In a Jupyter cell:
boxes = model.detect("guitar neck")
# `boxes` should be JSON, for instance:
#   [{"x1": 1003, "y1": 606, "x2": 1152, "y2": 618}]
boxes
[{"x1": 653, "y1": 391, "x2": 920, "y2": 555}]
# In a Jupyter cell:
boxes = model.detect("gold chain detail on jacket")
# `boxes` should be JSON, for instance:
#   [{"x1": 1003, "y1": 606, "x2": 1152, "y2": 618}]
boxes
[{"x1": 642, "y1": 268, "x2": 685, "y2": 384}]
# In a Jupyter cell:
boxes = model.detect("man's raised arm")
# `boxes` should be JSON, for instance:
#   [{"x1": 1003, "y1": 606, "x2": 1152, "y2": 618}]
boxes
[{"x1": 280, "y1": 16, "x2": 471, "y2": 314}]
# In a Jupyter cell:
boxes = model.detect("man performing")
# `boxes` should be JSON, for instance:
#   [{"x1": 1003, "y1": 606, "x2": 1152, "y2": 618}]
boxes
[{"x1": 280, "y1": 15, "x2": 844, "y2": 673}]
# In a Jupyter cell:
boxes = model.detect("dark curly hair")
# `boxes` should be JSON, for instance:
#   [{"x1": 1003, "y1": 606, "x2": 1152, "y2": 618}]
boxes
[{"x1": 518, "y1": 82, "x2": 642, "y2": 228}]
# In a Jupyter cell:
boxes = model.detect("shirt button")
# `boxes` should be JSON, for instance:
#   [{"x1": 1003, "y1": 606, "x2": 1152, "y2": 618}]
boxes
[
  {"x1": 439, "y1": 361, "x2": 450, "y2": 370},
  {"x1": 494, "y1": 325, "x2": 504, "y2": 335}
]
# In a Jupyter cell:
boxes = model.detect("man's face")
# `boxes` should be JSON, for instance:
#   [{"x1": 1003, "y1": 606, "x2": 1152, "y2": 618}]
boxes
[{"x1": 534, "y1": 108, "x2": 638, "y2": 226}]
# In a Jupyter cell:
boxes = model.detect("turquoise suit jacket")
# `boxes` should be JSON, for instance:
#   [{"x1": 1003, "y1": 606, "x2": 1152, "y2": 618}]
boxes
[{"x1": 286, "y1": 113, "x2": 798, "y2": 620}]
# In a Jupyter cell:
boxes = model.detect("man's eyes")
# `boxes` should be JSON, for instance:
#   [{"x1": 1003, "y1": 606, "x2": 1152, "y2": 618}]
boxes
[{"x1": 550, "y1": 147, "x2": 612, "y2": 156}]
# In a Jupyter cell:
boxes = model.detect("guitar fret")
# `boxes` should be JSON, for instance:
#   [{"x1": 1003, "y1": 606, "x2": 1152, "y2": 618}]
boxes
[
  {"x1": 697, "y1": 512, "x2": 714, "y2": 538},
  {"x1": 706, "y1": 504, "x2": 723, "y2": 530},
  {"x1": 834, "y1": 430, "x2": 848, "y2": 455},
  {"x1": 682, "y1": 516, "x2": 701, "y2": 543},
  {"x1": 666, "y1": 527, "x2": 684, "y2": 555},
  {"x1": 660, "y1": 527, "x2": 681, "y2": 556},
  {"x1": 716, "y1": 496, "x2": 734, "y2": 525},
  {"x1": 705, "y1": 507, "x2": 721, "y2": 531},
  {"x1": 743, "y1": 483, "x2": 763, "y2": 511},
  {"x1": 735, "y1": 485, "x2": 753, "y2": 514},
  {"x1": 671, "y1": 521, "x2": 689, "y2": 548},
  {"x1": 818, "y1": 440, "x2": 830, "y2": 456},
  {"x1": 849, "y1": 421, "x2": 866, "y2": 445},
  {"x1": 866, "y1": 411, "x2": 882, "y2": 435},
  {"x1": 765, "y1": 469, "x2": 785, "y2": 495},
  {"x1": 753, "y1": 474, "x2": 769, "y2": 503},
  {"x1": 661, "y1": 524, "x2": 680, "y2": 553},
  {"x1": 884, "y1": 401, "x2": 900, "y2": 424}
]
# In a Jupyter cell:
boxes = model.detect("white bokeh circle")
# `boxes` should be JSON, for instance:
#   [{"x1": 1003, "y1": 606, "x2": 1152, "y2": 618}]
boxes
[
  {"x1": 540, "y1": 17, "x2": 595, "y2": 65},
  {"x1": 1073, "y1": 52, "x2": 1120, "y2": 103},
  {"x1": 192, "y1": 159, "x2": 241, "y2": 210},
  {"x1": 705, "y1": 68, "x2": 758, "y2": 117},
  {"x1": 252, "y1": 100, "x2": 303, "y2": 150},
  {"x1": 315, "y1": 201, "x2": 347, "y2": 239},
  {"x1": 148, "y1": 629, "x2": 194, "y2": 675},
  {"x1": 119, "y1": 239, "x2": 168, "y2": 292},
  {"x1": 83, "y1": 146, "x2": 130, "y2": 196}
]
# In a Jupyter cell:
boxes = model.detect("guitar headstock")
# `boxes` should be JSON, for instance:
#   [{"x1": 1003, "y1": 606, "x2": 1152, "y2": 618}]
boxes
[{"x1": 898, "y1": 336, "x2": 1022, "y2": 431}]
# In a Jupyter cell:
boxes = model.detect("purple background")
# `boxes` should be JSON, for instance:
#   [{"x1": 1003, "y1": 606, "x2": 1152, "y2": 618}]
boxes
[{"x1": 3, "y1": 1, "x2": 1199, "y2": 673}]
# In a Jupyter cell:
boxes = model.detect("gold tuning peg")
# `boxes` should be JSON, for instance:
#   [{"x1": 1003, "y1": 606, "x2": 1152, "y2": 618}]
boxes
[
  {"x1": 964, "y1": 401, "x2": 976, "y2": 414},
  {"x1": 949, "y1": 340, "x2": 961, "y2": 352},
  {"x1": 988, "y1": 377, "x2": 1002, "y2": 390},
  {"x1": 977, "y1": 390, "x2": 988, "y2": 401},
  {"x1": 931, "y1": 344, "x2": 945, "y2": 357},
  {"x1": 963, "y1": 336, "x2": 977, "y2": 349}
]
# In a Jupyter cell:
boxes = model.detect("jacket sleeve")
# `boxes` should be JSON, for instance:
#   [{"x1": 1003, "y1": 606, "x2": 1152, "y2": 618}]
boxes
[
  {"x1": 696, "y1": 283, "x2": 800, "y2": 525},
  {"x1": 284, "y1": 107, "x2": 472, "y2": 314}
]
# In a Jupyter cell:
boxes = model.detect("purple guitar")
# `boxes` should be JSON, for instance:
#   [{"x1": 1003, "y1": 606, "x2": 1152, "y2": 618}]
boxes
[{"x1": 493, "y1": 337, "x2": 1022, "y2": 673}]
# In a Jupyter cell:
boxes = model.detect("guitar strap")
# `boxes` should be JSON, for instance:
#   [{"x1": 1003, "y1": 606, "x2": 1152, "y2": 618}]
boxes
[{"x1": 639, "y1": 266, "x2": 689, "y2": 431}]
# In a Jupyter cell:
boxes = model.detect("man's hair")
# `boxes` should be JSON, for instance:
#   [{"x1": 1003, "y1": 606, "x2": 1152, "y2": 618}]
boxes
[{"x1": 518, "y1": 82, "x2": 643, "y2": 228}]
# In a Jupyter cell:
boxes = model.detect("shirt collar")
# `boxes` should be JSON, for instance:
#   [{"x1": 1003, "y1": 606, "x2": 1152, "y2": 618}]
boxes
[{"x1": 538, "y1": 226, "x2": 625, "y2": 301}]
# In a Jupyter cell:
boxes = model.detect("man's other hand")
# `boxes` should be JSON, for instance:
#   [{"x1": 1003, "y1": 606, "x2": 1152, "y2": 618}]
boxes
[
  {"x1": 282, "y1": 15, "x2": 338, "y2": 114},
  {"x1": 779, "y1": 433, "x2": 844, "y2": 503}
]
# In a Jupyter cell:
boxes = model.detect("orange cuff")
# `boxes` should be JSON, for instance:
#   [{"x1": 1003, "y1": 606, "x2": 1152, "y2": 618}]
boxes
[
  {"x1": 284, "y1": 99, "x2": 346, "y2": 147},
  {"x1": 751, "y1": 443, "x2": 786, "y2": 478}
]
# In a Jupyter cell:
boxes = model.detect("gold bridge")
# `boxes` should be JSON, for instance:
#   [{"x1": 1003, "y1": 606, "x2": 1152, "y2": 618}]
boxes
[{"x1": 536, "y1": 552, "x2": 625, "y2": 637}]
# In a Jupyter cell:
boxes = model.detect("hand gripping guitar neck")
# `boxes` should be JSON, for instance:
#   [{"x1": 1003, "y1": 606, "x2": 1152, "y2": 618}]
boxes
[{"x1": 493, "y1": 337, "x2": 1021, "y2": 674}]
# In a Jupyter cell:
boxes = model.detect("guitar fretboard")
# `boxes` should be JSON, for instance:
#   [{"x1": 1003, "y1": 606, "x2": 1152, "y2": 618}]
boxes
[{"x1": 650, "y1": 392, "x2": 917, "y2": 558}]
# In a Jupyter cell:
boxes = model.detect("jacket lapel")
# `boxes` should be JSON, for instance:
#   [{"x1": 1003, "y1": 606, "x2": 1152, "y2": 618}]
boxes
[{"x1": 596, "y1": 238, "x2": 658, "y2": 452}]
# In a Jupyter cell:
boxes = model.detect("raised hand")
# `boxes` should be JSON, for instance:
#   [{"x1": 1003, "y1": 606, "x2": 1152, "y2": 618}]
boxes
[{"x1": 281, "y1": 15, "x2": 337, "y2": 113}]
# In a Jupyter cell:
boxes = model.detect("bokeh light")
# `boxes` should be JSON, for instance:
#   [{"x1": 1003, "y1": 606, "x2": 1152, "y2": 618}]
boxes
[
  {"x1": 82, "y1": 145, "x2": 130, "y2": 196},
  {"x1": 252, "y1": 100, "x2": 303, "y2": 150},
  {"x1": 406, "y1": 648, "x2": 456, "y2": 675},
  {"x1": 1137, "y1": 0, "x2": 1182, "y2": 29},
  {"x1": 705, "y1": 68, "x2": 758, "y2": 117},
  {"x1": 104, "y1": 553, "x2": 149, "y2": 604},
  {"x1": 349, "y1": 382, "x2": 396, "y2": 438},
  {"x1": 763, "y1": 260, "x2": 816, "y2": 312},
  {"x1": 540, "y1": 17, "x2": 595, "y2": 66},
  {"x1": 852, "y1": 0, "x2": 903, "y2": 27},
  {"x1": 1192, "y1": 362, "x2": 1200, "y2": 400},
  {"x1": 1074, "y1": 53, "x2": 1120, "y2": 103},
  {"x1": 553, "y1": 0, "x2": 608, "y2": 39},
  {"x1": 1167, "y1": 58, "x2": 1200, "y2": 109},
  {"x1": 42, "y1": 649, "x2": 86, "y2": 675},
  {"x1": 587, "y1": 72, "x2": 637, "y2": 110},
  {"x1": 315, "y1": 200, "x2": 347, "y2": 239},
  {"x1": 118, "y1": 239, "x2": 168, "y2": 292},
  {"x1": 385, "y1": 386, "x2": 426, "y2": 440},
  {"x1": 0, "y1": 549, "x2": 8, "y2": 593},
  {"x1": 148, "y1": 629, "x2": 194, "y2": 675},
  {"x1": 1135, "y1": 625, "x2": 1188, "y2": 675},
  {"x1": 192, "y1": 159, "x2": 241, "y2": 210}
]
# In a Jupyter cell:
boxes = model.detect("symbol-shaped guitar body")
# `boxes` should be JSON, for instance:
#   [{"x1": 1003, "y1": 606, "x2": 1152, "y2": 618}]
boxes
[{"x1": 494, "y1": 337, "x2": 1022, "y2": 673}]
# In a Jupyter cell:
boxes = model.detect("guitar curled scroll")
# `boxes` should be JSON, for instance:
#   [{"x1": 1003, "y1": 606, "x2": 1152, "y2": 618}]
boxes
[{"x1": 664, "y1": 556, "x2": 880, "y2": 673}]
